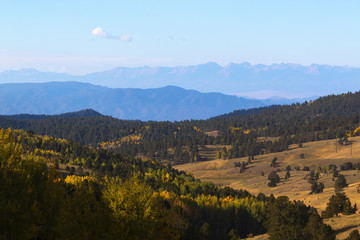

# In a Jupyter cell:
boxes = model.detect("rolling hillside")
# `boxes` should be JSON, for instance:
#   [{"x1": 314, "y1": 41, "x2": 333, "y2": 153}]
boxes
[{"x1": 175, "y1": 137, "x2": 360, "y2": 239}]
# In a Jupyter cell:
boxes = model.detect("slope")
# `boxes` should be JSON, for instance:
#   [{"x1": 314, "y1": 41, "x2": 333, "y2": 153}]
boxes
[{"x1": 175, "y1": 137, "x2": 360, "y2": 239}]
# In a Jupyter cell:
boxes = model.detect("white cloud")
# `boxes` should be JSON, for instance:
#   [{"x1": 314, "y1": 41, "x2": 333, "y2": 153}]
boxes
[
  {"x1": 91, "y1": 27, "x2": 132, "y2": 42},
  {"x1": 92, "y1": 27, "x2": 109, "y2": 38}
]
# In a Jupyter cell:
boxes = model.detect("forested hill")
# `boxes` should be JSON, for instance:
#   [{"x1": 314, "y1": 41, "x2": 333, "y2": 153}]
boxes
[
  {"x1": 208, "y1": 91, "x2": 360, "y2": 139},
  {"x1": 217, "y1": 91, "x2": 360, "y2": 120},
  {"x1": 2, "y1": 91, "x2": 360, "y2": 166},
  {"x1": 3, "y1": 108, "x2": 102, "y2": 120}
]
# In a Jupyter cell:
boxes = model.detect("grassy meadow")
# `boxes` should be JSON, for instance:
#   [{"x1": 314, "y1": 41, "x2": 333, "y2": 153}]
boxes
[{"x1": 175, "y1": 137, "x2": 360, "y2": 239}]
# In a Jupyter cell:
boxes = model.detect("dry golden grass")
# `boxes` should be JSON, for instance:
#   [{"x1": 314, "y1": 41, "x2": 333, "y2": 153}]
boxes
[
  {"x1": 198, "y1": 145, "x2": 230, "y2": 161},
  {"x1": 205, "y1": 130, "x2": 220, "y2": 137},
  {"x1": 324, "y1": 214, "x2": 360, "y2": 240},
  {"x1": 256, "y1": 136, "x2": 280, "y2": 143},
  {"x1": 242, "y1": 234, "x2": 269, "y2": 240},
  {"x1": 175, "y1": 137, "x2": 360, "y2": 239},
  {"x1": 241, "y1": 234, "x2": 269, "y2": 240}
]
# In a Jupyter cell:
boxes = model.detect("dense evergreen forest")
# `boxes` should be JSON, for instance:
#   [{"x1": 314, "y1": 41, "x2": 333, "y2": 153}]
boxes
[{"x1": 2, "y1": 91, "x2": 360, "y2": 165}]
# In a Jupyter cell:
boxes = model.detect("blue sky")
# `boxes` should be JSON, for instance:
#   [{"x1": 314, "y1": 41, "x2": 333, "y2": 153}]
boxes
[{"x1": 0, "y1": 0, "x2": 359, "y2": 74}]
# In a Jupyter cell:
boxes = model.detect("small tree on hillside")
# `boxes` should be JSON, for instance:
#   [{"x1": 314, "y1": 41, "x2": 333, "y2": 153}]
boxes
[
  {"x1": 321, "y1": 192, "x2": 356, "y2": 218},
  {"x1": 268, "y1": 171, "x2": 280, "y2": 187},
  {"x1": 285, "y1": 170, "x2": 290, "y2": 180},
  {"x1": 343, "y1": 200, "x2": 357, "y2": 215},
  {"x1": 345, "y1": 229, "x2": 360, "y2": 240},
  {"x1": 311, "y1": 181, "x2": 324, "y2": 194},
  {"x1": 240, "y1": 162, "x2": 246, "y2": 173},
  {"x1": 308, "y1": 170, "x2": 316, "y2": 184},
  {"x1": 335, "y1": 174, "x2": 348, "y2": 192},
  {"x1": 270, "y1": 157, "x2": 278, "y2": 167},
  {"x1": 303, "y1": 166, "x2": 310, "y2": 171}
]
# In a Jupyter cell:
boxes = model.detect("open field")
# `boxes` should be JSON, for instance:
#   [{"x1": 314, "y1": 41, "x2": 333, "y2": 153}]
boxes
[
  {"x1": 175, "y1": 137, "x2": 360, "y2": 239},
  {"x1": 199, "y1": 145, "x2": 230, "y2": 161}
]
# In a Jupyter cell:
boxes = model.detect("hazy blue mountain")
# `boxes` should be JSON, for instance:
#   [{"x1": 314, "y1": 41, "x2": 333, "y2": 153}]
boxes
[
  {"x1": 81, "y1": 62, "x2": 360, "y2": 98},
  {"x1": 2, "y1": 63, "x2": 360, "y2": 98},
  {"x1": 0, "y1": 82, "x2": 265, "y2": 121}
]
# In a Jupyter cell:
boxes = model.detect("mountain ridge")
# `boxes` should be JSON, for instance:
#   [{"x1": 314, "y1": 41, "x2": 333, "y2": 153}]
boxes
[
  {"x1": 1, "y1": 62, "x2": 360, "y2": 98},
  {"x1": 0, "y1": 82, "x2": 265, "y2": 121},
  {"x1": 4, "y1": 108, "x2": 103, "y2": 120}
]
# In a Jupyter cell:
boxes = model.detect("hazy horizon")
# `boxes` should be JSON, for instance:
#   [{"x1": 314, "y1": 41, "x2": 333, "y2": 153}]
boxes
[{"x1": 0, "y1": 60, "x2": 358, "y2": 76}]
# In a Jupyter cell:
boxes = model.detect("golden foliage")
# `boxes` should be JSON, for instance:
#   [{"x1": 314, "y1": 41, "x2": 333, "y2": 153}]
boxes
[{"x1": 64, "y1": 175, "x2": 96, "y2": 187}]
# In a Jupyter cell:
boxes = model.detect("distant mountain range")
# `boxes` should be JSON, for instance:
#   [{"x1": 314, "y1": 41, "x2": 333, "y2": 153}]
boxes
[
  {"x1": 1, "y1": 62, "x2": 360, "y2": 98},
  {"x1": 0, "y1": 82, "x2": 267, "y2": 121}
]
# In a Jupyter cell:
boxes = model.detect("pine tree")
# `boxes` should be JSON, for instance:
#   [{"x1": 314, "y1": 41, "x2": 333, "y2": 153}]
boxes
[
  {"x1": 346, "y1": 229, "x2": 360, "y2": 240},
  {"x1": 335, "y1": 174, "x2": 348, "y2": 192},
  {"x1": 285, "y1": 170, "x2": 290, "y2": 180},
  {"x1": 268, "y1": 171, "x2": 280, "y2": 187},
  {"x1": 240, "y1": 162, "x2": 246, "y2": 173}
]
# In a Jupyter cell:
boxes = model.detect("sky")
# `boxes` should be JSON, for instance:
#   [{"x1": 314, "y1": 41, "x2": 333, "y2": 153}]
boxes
[{"x1": 0, "y1": 0, "x2": 359, "y2": 75}]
